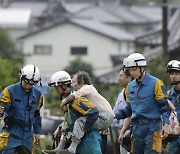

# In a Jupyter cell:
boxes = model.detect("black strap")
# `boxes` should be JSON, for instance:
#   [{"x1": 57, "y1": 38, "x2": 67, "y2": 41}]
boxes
[
  {"x1": 52, "y1": 138, "x2": 56, "y2": 149},
  {"x1": 123, "y1": 89, "x2": 126, "y2": 101},
  {"x1": 52, "y1": 137, "x2": 59, "y2": 149}
]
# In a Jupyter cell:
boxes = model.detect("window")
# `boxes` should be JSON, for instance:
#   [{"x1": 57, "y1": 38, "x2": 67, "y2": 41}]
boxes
[
  {"x1": 34, "y1": 45, "x2": 52, "y2": 55},
  {"x1": 71, "y1": 46, "x2": 87, "y2": 55}
]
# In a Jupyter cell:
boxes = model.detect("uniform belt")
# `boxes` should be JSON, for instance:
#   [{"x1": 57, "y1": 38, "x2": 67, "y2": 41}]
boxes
[{"x1": 133, "y1": 118, "x2": 161, "y2": 124}]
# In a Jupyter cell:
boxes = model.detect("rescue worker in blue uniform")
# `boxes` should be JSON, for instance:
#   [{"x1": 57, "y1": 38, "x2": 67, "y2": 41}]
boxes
[
  {"x1": 115, "y1": 53, "x2": 169, "y2": 154},
  {"x1": 42, "y1": 71, "x2": 102, "y2": 154},
  {"x1": 166, "y1": 60, "x2": 180, "y2": 154},
  {"x1": 0, "y1": 64, "x2": 43, "y2": 153}
]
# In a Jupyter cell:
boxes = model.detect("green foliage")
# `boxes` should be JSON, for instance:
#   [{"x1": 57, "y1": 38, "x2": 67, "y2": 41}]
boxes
[
  {"x1": 33, "y1": 137, "x2": 53, "y2": 154},
  {"x1": 0, "y1": 58, "x2": 18, "y2": 90},
  {"x1": 0, "y1": 28, "x2": 23, "y2": 91},
  {"x1": 64, "y1": 58, "x2": 94, "y2": 78},
  {"x1": 45, "y1": 88, "x2": 64, "y2": 115},
  {"x1": 147, "y1": 51, "x2": 170, "y2": 89},
  {"x1": 0, "y1": 28, "x2": 15, "y2": 59},
  {"x1": 95, "y1": 82, "x2": 121, "y2": 108}
]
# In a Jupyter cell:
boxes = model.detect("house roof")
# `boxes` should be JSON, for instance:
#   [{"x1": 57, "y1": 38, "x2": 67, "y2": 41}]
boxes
[
  {"x1": 102, "y1": 5, "x2": 160, "y2": 24},
  {"x1": 74, "y1": 5, "x2": 123, "y2": 24},
  {"x1": 97, "y1": 64, "x2": 123, "y2": 84},
  {"x1": 74, "y1": 4, "x2": 161, "y2": 25},
  {"x1": 131, "y1": 5, "x2": 162, "y2": 22},
  {"x1": 71, "y1": 18, "x2": 135, "y2": 41},
  {"x1": 111, "y1": 54, "x2": 128, "y2": 65},
  {"x1": 38, "y1": 2, "x2": 161, "y2": 26},
  {"x1": 0, "y1": 8, "x2": 31, "y2": 29},
  {"x1": 41, "y1": 1, "x2": 92, "y2": 17},
  {"x1": 19, "y1": 17, "x2": 135, "y2": 41},
  {"x1": 62, "y1": 3, "x2": 93, "y2": 13},
  {"x1": 0, "y1": 1, "x2": 162, "y2": 27}
]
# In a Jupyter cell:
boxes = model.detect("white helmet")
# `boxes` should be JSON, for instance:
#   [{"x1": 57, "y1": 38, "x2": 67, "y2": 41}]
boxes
[
  {"x1": 123, "y1": 57, "x2": 128, "y2": 66},
  {"x1": 124, "y1": 53, "x2": 147, "y2": 68},
  {"x1": 20, "y1": 64, "x2": 41, "y2": 85},
  {"x1": 167, "y1": 60, "x2": 180, "y2": 72},
  {"x1": 48, "y1": 71, "x2": 71, "y2": 87}
]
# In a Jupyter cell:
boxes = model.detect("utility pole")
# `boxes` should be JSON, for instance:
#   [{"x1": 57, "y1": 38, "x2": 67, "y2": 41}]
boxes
[{"x1": 162, "y1": 0, "x2": 169, "y2": 64}]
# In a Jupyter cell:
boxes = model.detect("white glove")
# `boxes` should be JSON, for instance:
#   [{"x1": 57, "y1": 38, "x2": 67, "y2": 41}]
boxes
[
  {"x1": 61, "y1": 98, "x2": 67, "y2": 106},
  {"x1": 0, "y1": 106, "x2": 5, "y2": 118}
]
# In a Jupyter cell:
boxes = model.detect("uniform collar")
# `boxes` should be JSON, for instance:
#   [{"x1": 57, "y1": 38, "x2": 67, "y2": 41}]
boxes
[
  {"x1": 63, "y1": 87, "x2": 75, "y2": 98},
  {"x1": 132, "y1": 72, "x2": 150, "y2": 87},
  {"x1": 17, "y1": 82, "x2": 33, "y2": 96},
  {"x1": 169, "y1": 86, "x2": 177, "y2": 96},
  {"x1": 140, "y1": 72, "x2": 150, "y2": 86}
]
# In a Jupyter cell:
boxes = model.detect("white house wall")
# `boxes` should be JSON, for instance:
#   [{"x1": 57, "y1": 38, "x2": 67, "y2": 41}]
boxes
[{"x1": 22, "y1": 23, "x2": 129, "y2": 78}]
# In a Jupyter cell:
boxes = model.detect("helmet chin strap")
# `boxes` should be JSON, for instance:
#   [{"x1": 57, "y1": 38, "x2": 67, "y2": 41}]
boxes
[
  {"x1": 172, "y1": 81, "x2": 180, "y2": 85},
  {"x1": 60, "y1": 85, "x2": 68, "y2": 99},
  {"x1": 137, "y1": 67, "x2": 145, "y2": 81},
  {"x1": 39, "y1": 78, "x2": 42, "y2": 87}
]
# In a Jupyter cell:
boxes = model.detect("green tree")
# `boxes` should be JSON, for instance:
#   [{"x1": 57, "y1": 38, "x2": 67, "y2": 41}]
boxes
[
  {"x1": 45, "y1": 87, "x2": 63, "y2": 115},
  {"x1": 0, "y1": 28, "x2": 16, "y2": 59},
  {"x1": 0, "y1": 28, "x2": 23, "y2": 91},
  {"x1": 147, "y1": 51, "x2": 170, "y2": 89},
  {"x1": 95, "y1": 82, "x2": 120, "y2": 108},
  {"x1": 64, "y1": 58, "x2": 94, "y2": 78}
]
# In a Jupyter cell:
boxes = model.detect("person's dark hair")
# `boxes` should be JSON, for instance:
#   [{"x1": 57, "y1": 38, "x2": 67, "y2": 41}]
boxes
[
  {"x1": 120, "y1": 67, "x2": 133, "y2": 81},
  {"x1": 76, "y1": 71, "x2": 92, "y2": 85}
]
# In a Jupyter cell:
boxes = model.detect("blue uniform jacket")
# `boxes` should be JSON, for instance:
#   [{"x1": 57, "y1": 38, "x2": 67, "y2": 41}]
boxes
[
  {"x1": 115, "y1": 72, "x2": 169, "y2": 124},
  {"x1": 168, "y1": 86, "x2": 180, "y2": 122},
  {"x1": 0, "y1": 82, "x2": 43, "y2": 134}
]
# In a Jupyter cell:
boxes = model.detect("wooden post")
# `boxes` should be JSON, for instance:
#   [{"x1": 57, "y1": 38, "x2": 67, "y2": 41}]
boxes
[
  {"x1": 109, "y1": 126, "x2": 116, "y2": 154},
  {"x1": 162, "y1": 0, "x2": 169, "y2": 63}
]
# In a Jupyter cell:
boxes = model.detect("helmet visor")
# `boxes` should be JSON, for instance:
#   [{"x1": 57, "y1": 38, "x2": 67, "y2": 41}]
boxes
[
  {"x1": 24, "y1": 78, "x2": 38, "y2": 85},
  {"x1": 48, "y1": 82, "x2": 57, "y2": 87},
  {"x1": 48, "y1": 80, "x2": 71, "y2": 87}
]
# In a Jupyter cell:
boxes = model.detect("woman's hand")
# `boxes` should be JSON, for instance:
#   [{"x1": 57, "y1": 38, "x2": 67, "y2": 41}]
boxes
[
  {"x1": 0, "y1": 106, "x2": 5, "y2": 117},
  {"x1": 53, "y1": 126, "x2": 61, "y2": 138},
  {"x1": 162, "y1": 123, "x2": 169, "y2": 139},
  {"x1": 118, "y1": 131, "x2": 124, "y2": 144},
  {"x1": 167, "y1": 100, "x2": 176, "y2": 111}
]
